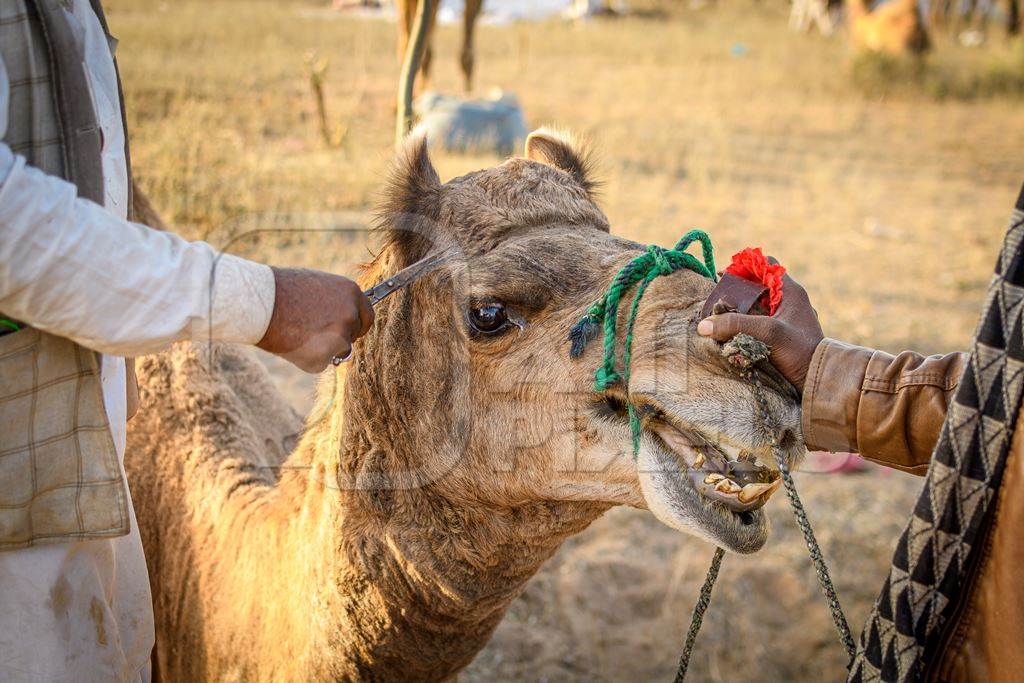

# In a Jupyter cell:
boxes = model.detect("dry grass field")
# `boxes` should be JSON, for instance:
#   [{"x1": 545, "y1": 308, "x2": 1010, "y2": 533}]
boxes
[{"x1": 107, "y1": 0, "x2": 1023, "y2": 679}]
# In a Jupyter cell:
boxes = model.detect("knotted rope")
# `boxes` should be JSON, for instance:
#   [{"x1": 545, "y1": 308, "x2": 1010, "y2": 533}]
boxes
[
  {"x1": 568, "y1": 232, "x2": 855, "y2": 681},
  {"x1": 568, "y1": 229, "x2": 717, "y2": 456}
]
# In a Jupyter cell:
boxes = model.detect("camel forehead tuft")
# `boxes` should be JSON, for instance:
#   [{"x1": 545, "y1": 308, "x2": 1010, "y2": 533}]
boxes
[{"x1": 437, "y1": 158, "x2": 609, "y2": 250}]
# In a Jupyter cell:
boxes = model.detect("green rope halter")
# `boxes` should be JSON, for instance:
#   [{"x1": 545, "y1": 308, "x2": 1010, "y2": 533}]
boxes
[{"x1": 567, "y1": 229, "x2": 717, "y2": 457}]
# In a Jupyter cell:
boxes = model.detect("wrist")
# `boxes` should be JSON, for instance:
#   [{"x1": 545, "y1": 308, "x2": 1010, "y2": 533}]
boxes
[
  {"x1": 792, "y1": 335, "x2": 824, "y2": 393},
  {"x1": 256, "y1": 266, "x2": 285, "y2": 352}
]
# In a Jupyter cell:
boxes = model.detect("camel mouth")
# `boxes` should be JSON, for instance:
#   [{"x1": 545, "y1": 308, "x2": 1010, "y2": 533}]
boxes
[
  {"x1": 649, "y1": 420, "x2": 783, "y2": 515},
  {"x1": 628, "y1": 399, "x2": 801, "y2": 554}
]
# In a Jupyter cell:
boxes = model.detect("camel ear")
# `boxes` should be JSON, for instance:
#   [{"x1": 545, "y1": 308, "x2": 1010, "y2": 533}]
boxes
[
  {"x1": 524, "y1": 128, "x2": 597, "y2": 196},
  {"x1": 379, "y1": 135, "x2": 443, "y2": 264}
]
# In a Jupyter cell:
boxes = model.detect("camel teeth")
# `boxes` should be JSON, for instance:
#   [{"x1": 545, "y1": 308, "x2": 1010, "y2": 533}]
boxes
[
  {"x1": 705, "y1": 473, "x2": 726, "y2": 485},
  {"x1": 737, "y1": 482, "x2": 772, "y2": 503},
  {"x1": 693, "y1": 452, "x2": 706, "y2": 469},
  {"x1": 738, "y1": 479, "x2": 783, "y2": 504},
  {"x1": 714, "y1": 479, "x2": 742, "y2": 495}
]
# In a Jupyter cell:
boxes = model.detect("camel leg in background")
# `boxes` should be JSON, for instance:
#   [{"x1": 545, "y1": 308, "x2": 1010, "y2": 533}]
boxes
[
  {"x1": 1009, "y1": 0, "x2": 1021, "y2": 34},
  {"x1": 977, "y1": 0, "x2": 993, "y2": 38},
  {"x1": 808, "y1": 0, "x2": 834, "y2": 34},
  {"x1": 419, "y1": 2, "x2": 439, "y2": 92},
  {"x1": 957, "y1": 0, "x2": 982, "y2": 34},
  {"x1": 461, "y1": 0, "x2": 484, "y2": 93},
  {"x1": 791, "y1": 0, "x2": 833, "y2": 34},
  {"x1": 397, "y1": 0, "x2": 440, "y2": 94},
  {"x1": 953, "y1": 0, "x2": 988, "y2": 34},
  {"x1": 789, "y1": 0, "x2": 809, "y2": 31}
]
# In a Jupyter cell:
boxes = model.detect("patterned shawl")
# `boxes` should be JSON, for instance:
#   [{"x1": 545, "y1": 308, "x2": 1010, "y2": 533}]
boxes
[{"x1": 849, "y1": 186, "x2": 1024, "y2": 681}]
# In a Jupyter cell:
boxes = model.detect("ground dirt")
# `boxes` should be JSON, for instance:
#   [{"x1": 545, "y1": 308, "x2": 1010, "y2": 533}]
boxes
[{"x1": 108, "y1": 0, "x2": 1023, "y2": 679}]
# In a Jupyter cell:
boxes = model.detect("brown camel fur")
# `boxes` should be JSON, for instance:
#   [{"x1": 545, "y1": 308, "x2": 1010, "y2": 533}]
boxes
[
  {"x1": 397, "y1": 0, "x2": 484, "y2": 94},
  {"x1": 848, "y1": 0, "x2": 931, "y2": 54},
  {"x1": 125, "y1": 130, "x2": 803, "y2": 681}
]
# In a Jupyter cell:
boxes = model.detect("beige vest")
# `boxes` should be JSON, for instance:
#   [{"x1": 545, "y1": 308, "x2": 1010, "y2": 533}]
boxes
[{"x1": 0, "y1": 0, "x2": 134, "y2": 549}]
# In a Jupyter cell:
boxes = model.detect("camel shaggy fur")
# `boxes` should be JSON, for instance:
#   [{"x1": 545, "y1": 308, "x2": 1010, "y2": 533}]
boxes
[{"x1": 126, "y1": 130, "x2": 803, "y2": 681}]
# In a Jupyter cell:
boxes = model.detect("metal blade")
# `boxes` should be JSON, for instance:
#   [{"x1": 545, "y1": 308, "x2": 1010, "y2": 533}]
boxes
[{"x1": 363, "y1": 247, "x2": 455, "y2": 306}]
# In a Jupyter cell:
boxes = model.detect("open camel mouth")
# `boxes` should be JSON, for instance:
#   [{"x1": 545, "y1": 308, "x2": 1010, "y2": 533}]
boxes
[
  {"x1": 651, "y1": 419, "x2": 783, "y2": 514},
  {"x1": 624, "y1": 397, "x2": 802, "y2": 554}
]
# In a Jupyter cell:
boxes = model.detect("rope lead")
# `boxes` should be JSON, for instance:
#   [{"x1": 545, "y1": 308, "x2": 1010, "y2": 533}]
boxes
[
  {"x1": 747, "y1": 367, "x2": 857, "y2": 660},
  {"x1": 568, "y1": 233, "x2": 853, "y2": 680},
  {"x1": 672, "y1": 546, "x2": 725, "y2": 683}
]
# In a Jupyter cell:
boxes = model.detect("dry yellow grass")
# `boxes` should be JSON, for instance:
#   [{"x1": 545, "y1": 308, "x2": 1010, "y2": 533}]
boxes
[{"x1": 106, "y1": 0, "x2": 1023, "y2": 679}]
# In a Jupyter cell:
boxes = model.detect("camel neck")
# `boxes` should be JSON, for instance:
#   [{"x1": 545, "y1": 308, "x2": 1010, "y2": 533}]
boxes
[
  {"x1": 318, "y1": 495, "x2": 606, "y2": 680},
  {"x1": 262, "y1": 367, "x2": 611, "y2": 678},
  {"x1": 277, "y1": 433, "x2": 607, "y2": 679}
]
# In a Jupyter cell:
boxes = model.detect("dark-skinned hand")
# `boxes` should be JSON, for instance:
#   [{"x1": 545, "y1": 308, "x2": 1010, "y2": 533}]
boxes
[
  {"x1": 697, "y1": 259, "x2": 823, "y2": 393},
  {"x1": 257, "y1": 267, "x2": 374, "y2": 373}
]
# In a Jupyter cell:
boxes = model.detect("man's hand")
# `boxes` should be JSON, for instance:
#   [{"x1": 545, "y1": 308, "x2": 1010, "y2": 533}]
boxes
[
  {"x1": 697, "y1": 265, "x2": 823, "y2": 393},
  {"x1": 257, "y1": 268, "x2": 374, "y2": 373}
]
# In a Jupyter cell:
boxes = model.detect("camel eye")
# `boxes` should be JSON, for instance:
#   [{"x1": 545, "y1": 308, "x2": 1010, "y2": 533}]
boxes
[{"x1": 469, "y1": 303, "x2": 510, "y2": 335}]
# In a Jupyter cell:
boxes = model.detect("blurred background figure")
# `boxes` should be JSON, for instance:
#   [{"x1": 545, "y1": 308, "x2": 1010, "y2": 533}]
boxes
[
  {"x1": 790, "y1": 0, "x2": 837, "y2": 34},
  {"x1": 563, "y1": 0, "x2": 628, "y2": 20}
]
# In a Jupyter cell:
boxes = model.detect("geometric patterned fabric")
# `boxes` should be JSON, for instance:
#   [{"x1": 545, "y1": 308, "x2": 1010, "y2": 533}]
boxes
[{"x1": 849, "y1": 186, "x2": 1024, "y2": 681}]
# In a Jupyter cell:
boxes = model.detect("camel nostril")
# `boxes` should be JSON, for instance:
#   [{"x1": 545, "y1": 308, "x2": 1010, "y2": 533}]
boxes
[
  {"x1": 604, "y1": 394, "x2": 628, "y2": 417},
  {"x1": 591, "y1": 393, "x2": 630, "y2": 421},
  {"x1": 778, "y1": 428, "x2": 798, "y2": 451}
]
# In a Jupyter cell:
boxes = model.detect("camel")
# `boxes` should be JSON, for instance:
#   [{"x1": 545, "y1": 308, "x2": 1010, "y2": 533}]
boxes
[
  {"x1": 125, "y1": 130, "x2": 804, "y2": 681},
  {"x1": 847, "y1": 0, "x2": 931, "y2": 54},
  {"x1": 397, "y1": 0, "x2": 484, "y2": 94}
]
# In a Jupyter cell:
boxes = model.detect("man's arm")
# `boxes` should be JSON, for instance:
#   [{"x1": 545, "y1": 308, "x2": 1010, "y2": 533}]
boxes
[
  {"x1": 0, "y1": 145, "x2": 373, "y2": 372},
  {"x1": 698, "y1": 267, "x2": 966, "y2": 474},
  {"x1": 0, "y1": 52, "x2": 371, "y2": 374},
  {"x1": 800, "y1": 341, "x2": 966, "y2": 474},
  {"x1": 0, "y1": 145, "x2": 275, "y2": 356}
]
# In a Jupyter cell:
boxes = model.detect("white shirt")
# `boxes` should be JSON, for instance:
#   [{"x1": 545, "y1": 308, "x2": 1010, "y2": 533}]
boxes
[{"x1": 0, "y1": 3, "x2": 277, "y2": 680}]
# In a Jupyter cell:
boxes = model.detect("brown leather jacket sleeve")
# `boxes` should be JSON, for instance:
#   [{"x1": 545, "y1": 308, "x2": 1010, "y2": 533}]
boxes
[{"x1": 801, "y1": 338, "x2": 968, "y2": 475}]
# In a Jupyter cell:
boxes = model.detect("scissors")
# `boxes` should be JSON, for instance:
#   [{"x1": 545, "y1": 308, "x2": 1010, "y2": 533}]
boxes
[{"x1": 331, "y1": 247, "x2": 455, "y2": 365}]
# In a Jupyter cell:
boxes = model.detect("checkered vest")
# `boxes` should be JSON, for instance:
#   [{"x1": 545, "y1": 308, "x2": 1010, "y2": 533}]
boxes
[{"x1": 0, "y1": 0, "x2": 133, "y2": 549}]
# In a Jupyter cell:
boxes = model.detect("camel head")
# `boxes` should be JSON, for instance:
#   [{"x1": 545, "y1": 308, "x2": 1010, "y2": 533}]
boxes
[{"x1": 344, "y1": 129, "x2": 804, "y2": 554}]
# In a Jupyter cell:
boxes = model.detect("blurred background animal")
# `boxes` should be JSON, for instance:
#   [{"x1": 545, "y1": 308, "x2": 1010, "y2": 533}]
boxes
[
  {"x1": 848, "y1": 0, "x2": 931, "y2": 54},
  {"x1": 397, "y1": 0, "x2": 485, "y2": 92},
  {"x1": 929, "y1": 0, "x2": 1021, "y2": 41},
  {"x1": 564, "y1": 0, "x2": 624, "y2": 20}
]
